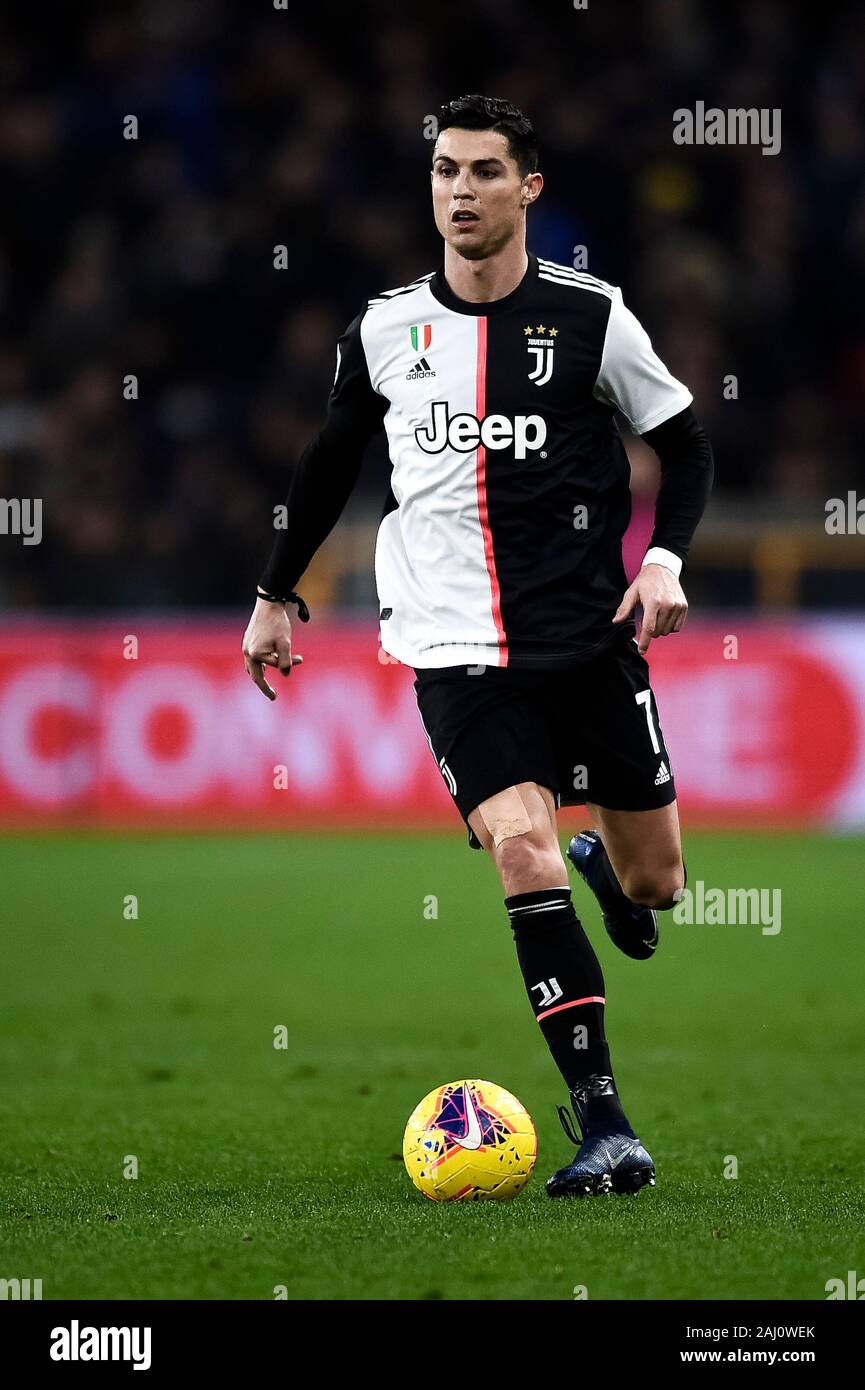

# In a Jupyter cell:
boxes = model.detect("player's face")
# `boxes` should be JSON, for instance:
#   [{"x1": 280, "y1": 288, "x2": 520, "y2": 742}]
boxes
[{"x1": 431, "y1": 128, "x2": 538, "y2": 260}]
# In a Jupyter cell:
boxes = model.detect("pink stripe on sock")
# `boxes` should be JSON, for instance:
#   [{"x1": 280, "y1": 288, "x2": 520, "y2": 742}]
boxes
[{"x1": 536, "y1": 995, "x2": 606, "y2": 1022}]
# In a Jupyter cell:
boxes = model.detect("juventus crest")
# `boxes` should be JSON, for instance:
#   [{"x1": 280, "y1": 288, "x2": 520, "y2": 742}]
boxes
[{"x1": 524, "y1": 323, "x2": 558, "y2": 386}]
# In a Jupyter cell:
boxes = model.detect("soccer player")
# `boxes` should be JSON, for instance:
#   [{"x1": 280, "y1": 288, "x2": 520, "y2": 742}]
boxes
[{"x1": 243, "y1": 95, "x2": 713, "y2": 1197}]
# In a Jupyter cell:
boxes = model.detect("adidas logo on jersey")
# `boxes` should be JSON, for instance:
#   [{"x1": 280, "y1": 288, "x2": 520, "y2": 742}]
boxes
[
  {"x1": 406, "y1": 357, "x2": 436, "y2": 380},
  {"x1": 654, "y1": 760, "x2": 671, "y2": 786}
]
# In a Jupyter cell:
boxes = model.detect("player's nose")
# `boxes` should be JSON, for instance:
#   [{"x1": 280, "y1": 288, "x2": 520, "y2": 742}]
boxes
[{"x1": 452, "y1": 177, "x2": 476, "y2": 200}]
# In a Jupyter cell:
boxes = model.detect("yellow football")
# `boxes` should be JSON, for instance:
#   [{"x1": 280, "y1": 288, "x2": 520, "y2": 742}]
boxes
[{"x1": 403, "y1": 1078, "x2": 537, "y2": 1201}]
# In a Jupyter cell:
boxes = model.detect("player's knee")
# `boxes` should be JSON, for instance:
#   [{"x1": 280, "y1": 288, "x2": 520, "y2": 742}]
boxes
[
  {"x1": 621, "y1": 862, "x2": 684, "y2": 910},
  {"x1": 472, "y1": 786, "x2": 563, "y2": 891},
  {"x1": 473, "y1": 786, "x2": 533, "y2": 849},
  {"x1": 495, "y1": 831, "x2": 562, "y2": 890}
]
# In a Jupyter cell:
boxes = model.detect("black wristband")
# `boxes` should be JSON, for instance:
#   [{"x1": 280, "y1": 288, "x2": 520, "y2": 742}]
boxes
[{"x1": 256, "y1": 588, "x2": 310, "y2": 622}]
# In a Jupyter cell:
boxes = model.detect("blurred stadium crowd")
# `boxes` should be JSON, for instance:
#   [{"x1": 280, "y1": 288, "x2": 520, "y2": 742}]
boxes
[{"x1": 0, "y1": 0, "x2": 863, "y2": 610}]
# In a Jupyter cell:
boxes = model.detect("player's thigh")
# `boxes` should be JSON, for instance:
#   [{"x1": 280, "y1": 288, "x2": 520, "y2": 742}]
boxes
[
  {"x1": 414, "y1": 667, "x2": 561, "y2": 851},
  {"x1": 588, "y1": 800, "x2": 683, "y2": 904}
]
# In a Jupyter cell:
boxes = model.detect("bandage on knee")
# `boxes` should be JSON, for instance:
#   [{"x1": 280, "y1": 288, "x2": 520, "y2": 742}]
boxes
[{"x1": 476, "y1": 786, "x2": 534, "y2": 848}]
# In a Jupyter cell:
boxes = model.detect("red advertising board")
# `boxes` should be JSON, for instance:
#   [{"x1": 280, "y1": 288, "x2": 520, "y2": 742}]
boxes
[{"x1": 0, "y1": 618, "x2": 863, "y2": 830}]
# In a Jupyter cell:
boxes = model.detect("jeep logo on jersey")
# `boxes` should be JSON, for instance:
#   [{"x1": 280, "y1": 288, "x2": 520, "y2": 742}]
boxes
[
  {"x1": 415, "y1": 402, "x2": 547, "y2": 460},
  {"x1": 524, "y1": 324, "x2": 558, "y2": 386}
]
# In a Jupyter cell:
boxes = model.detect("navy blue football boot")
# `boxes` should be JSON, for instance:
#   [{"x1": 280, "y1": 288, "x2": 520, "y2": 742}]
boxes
[
  {"x1": 567, "y1": 830, "x2": 659, "y2": 961},
  {"x1": 546, "y1": 1075, "x2": 656, "y2": 1198}
]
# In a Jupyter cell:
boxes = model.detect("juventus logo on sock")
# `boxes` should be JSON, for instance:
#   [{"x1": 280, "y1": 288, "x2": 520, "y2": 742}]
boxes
[{"x1": 531, "y1": 977, "x2": 564, "y2": 1008}]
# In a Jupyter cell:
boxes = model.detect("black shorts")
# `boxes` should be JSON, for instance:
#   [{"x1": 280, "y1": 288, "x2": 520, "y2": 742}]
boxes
[{"x1": 414, "y1": 638, "x2": 676, "y2": 848}]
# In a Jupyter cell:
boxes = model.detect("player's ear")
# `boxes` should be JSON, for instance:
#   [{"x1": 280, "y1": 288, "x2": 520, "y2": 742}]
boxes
[{"x1": 520, "y1": 172, "x2": 542, "y2": 206}]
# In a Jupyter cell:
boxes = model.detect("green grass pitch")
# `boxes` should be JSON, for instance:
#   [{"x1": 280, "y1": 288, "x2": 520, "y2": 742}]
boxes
[{"x1": 1, "y1": 828, "x2": 863, "y2": 1301}]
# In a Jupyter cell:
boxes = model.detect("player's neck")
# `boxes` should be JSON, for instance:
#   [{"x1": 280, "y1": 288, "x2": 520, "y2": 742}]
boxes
[{"x1": 441, "y1": 240, "x2": 529, "y2": 304}]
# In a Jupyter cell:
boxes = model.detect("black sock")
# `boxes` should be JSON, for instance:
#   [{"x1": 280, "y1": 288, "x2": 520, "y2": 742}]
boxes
[
  {"x1": 506, "y1": 887, "x2": 635, "y2": 1137},
  {"x1": 506, "y1": 886, "x2": 613, "y2": 1087}
]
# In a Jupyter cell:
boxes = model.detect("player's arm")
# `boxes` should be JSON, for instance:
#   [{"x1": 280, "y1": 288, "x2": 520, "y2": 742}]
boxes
[
  {"x1": 592, "y1": 288, "x2": 714, "y2": 651},
  {"x1": 243, "y1": 310, "x2": 386, "y2": 699}
]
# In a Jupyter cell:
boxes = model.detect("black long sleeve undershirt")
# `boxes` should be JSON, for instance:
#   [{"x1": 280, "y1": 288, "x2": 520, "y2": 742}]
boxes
[
  {"x1": 258, "y1": 429, "x2": 370, "y2": 596},
  {"x1": 640, "y1": 404, "x2": 714, "y2": 567},
  {"x1": 259, "y1": 311, "x2": 386, "y2": 596}
]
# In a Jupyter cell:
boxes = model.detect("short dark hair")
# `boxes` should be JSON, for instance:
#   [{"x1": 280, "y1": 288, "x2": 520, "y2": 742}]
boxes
[{"x1": 436, "y1": 95, "x2": 538, "y2": 177}]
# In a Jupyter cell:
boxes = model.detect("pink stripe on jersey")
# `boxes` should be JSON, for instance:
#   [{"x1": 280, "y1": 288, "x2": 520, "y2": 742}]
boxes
[{"x1": 475, "y1": 316, "x2": 508, "y2": 665}]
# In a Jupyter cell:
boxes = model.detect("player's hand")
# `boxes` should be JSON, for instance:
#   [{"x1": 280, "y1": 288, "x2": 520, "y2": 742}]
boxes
[
  {"x1": 242, "y1": 597, "x2": 303, "y2": 700},
  {"x1": 613, "y1": 563, "x2": 688, "y2": 654}
]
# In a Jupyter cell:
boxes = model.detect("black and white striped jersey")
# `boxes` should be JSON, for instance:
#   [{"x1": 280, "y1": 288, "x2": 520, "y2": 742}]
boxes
[{"x1": 261, "y1": 252, "x2": 706, "y2": 669}]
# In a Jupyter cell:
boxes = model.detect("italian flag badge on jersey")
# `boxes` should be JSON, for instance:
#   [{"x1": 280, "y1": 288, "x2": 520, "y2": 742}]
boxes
[{"x1": 410, "y1": 324, "x2": 432, "y2": 352}]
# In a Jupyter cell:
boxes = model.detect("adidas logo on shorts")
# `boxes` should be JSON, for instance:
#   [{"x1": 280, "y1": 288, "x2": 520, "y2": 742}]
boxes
[{"x1": 654, "y1": 760, "x2": 671, "y2": 786}]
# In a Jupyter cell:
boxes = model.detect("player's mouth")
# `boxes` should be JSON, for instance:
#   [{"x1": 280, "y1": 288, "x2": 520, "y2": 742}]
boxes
[{"x1": 451, "y1": 209, "x2": 480, "y2": 229}]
